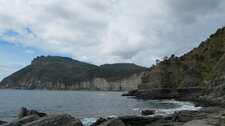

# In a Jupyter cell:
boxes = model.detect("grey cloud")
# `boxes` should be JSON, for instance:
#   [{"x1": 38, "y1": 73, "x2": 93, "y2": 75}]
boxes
[
  {"x1": 165, "y1": 0, "x2": 222, "y2": 24},
  {"x1": 0, "y1": 0, "x2": 225, "y2": 69}
]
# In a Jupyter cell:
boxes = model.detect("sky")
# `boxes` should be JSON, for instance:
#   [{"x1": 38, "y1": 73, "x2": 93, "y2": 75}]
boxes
[{"x1": 0, "y1": 0, "x2": 225, "y2": 81}]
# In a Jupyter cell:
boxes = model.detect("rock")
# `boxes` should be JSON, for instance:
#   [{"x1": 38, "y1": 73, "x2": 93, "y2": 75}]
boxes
[
  {"x1": 219, "y1": 116, "x2": 225, "y2": 126},
  {"x1": 172, "y1": 110, "x2": 199, "y2": 122},
  {"x1": 122, "y1": 90, "x2": 138, "y2": 96},
  {"x1": 97, "y1": 118, "x2": 125, "y2": 126},
  {"x1": 23, "y1": 114, "x2": 83, "y2": 126},
  {"x1": 0, "y1": 120, "x2": 7, "y2": 125},
  {"x1": 183, "y1": 119, "x2": 212, "y2": 126},
  {"x1": 176, "y1": 88, "x2": 204, "y2": 100},
  {"x1": 180, "y1": 81, "x2": 198, "y2": 88},
  {"x1": 18, "y1": 107, "x2": 47, "y2": 119},
  {"x1": 141, "y1": 110, "x2": 155, "y2": 115},
  {"x1": 119, "y1": 115, "x2": 164, "y2": 126},
  {"x1": 90, "y1": 117, "x2": 109, "y2": 126},
  {"x1": 200, "y1": 106, "x2": 224, "y2": 113},
  {"x1": 93, "y1": 116, "x2": 165, "y2": 126},
  {"x1": 132, "y1": 88, "x2": 177, "y2": 100},
  {"x1": 1, "y1": 115, "x2": 40, "y2": 126}
]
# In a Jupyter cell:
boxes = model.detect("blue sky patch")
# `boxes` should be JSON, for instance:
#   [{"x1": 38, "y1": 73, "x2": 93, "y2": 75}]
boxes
[
  {"x1": 24, "y1": 27, "x2": 32, "y2": 34},
  {"x1": 3, "y1": 29, "x2": 20, "y2": 36}
]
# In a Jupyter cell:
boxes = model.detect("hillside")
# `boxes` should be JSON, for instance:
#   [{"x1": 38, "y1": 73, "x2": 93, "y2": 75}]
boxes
[
  {"x1": 0, "y1": 56, "x2": 146, "y2": 90},
  {"x1": 126, "y1": 27, "x2": 225, "y2": 105}
]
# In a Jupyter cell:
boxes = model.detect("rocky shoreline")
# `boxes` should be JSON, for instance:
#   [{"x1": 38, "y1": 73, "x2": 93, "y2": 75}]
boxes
[
  {"x1": 1, "y1": 105, "x2": 225, "y2": 126},
  {"x1": 122, "y1": 86, "x2": 225, "y2": 107}
]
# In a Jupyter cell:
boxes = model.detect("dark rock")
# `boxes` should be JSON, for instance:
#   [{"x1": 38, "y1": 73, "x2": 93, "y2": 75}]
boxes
[
  {"x1": 23, "y1": 114, "x2": 83, "y2": 126},
  {"x1": 122, "y1": 90, "x2": 138, "y2": 96},
  {"x1": 141, "y1": 110, "x2": 155, "y2": 115},
  {"x1": 199, "y1": 106, "x2": 224, "y2": 113},
  {"x1": 0, "y1": 120, "x2": 7, "y2": 125},
  {"x1": 172, "y1": 110, "x2": 199, "y2": 122},
  {"x1": 176, "y1": 88, "x2": 204, "y2": 100},
  {"x1": 93, "y1": 116, "x2": 165, "y2": 126},
  {"x1": 90, "y1": 117, "x2": 109, "y2": 126},
  {"x1": 97, "y1": 118, "x2": 125, "y2": 126},
  {"x1": 180, "y1": 81, "x2": 198, "y2": 88},
  {"x1": 119, "y1": 115, "x2": 164, "y2": 126},
  {"x1": 133, "y1": 88, "x2": 177, "y2": 100},
  {"x1": 18, "y1": 107, "x2": 47, "y2": 119},
  {"x1": 2, "y1": 115, "x2": 40, "y2": 126},
  {"x1": 3, "y1": 108, "x2": 83, "y2": 126}
]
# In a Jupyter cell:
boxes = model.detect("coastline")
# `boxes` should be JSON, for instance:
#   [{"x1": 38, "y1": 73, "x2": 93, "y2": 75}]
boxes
[
  {"x1": 1, "y1": 105, "x2": 224, "y2": 126},
  {"x1": 0, "y1": 89, "x2": 224, "y2": 126}
]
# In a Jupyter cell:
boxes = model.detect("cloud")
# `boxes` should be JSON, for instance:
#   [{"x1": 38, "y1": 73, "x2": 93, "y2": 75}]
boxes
[
  {"x1": 0, "y1": 0, "x2": 225, "y2": 67},
  {"x1": 26, "y1": 49, "x2": 34, "y2": 54}
]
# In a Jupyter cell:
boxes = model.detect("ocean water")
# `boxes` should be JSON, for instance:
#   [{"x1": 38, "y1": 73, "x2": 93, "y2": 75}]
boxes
[{"x1": 0, "y1": 89, "x2": 201, "y2": 126}]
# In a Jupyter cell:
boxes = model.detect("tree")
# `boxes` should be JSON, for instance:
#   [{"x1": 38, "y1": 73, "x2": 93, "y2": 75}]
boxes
[
  {"x1": 162, "y1": 56, "x2": 168, "y2": 61},
  {"x1": 170, "y1": 54, "x2": 175, "y2": 59},
  {"x1": 156, "y1": 59, "x2": 160, "y2": 65}
]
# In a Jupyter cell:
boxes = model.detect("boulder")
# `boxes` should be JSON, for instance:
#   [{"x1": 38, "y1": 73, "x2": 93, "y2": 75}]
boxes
[
  {"x1": 92, "y1": 116, "x2": 165, "y2": 126},
  {"x1": 97, "y1": 118, "x2": 125, "y2": 126},
  {"x1": 18, "y1": 107, "x2": 47, "y2": 119},
  {"x1": 119, "y1": 115, "x2": 164, "y2": 126},
  {"x1": 172, "y1": 110, "x2": 199, "y2": 122},
  {"x1": 90, "y1": 117, "x2": 109, "y2": 126},
  {"x1": 0, "y1": 120, "x2": 7, "y2": 125},
  {"x1": 1, "y1": 115, "x2": 40, "y2": 126},
  {"x1": 141, "y1": 110, "x2": 155, "y2": 115},
  {"x1": 23, "y1": 114, "x2": 83, "y2": 126}
]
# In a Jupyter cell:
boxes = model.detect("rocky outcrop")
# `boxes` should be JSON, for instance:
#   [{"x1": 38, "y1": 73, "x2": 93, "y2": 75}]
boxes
[
  {"x1": 66, "y1": 73, "x2": 142, "y2": 91},
  {"x1": 18, "y1": 107, "x2": 47, "y2": 119},
  {"x1": 0, "y1": 73, "x2": 143, "y2": 91},
  {"x1": 0, "y1": 120, "x2": 7, "y2": 125},
  {"x1": 23, "y1": 114, "x2": 83, "y2": 126},
  {"x1": 92, "y1": 107, "x2": 225, "y2": 126},
  {"x1": 91, "y1": 118, "x2": 111, "y2": 126},
  {"x1": 2, "y1": 108, "x2": 83, "y2": 126},
  {"x1": 2, "y1": 115, "x2": 41, "y2": 126},
  {"x1": 123, "y1": 87, "x2": 204, "y2": 101},
  {"x1": 91, "y1": 115, "x2": 165, "y2": 126},
  {"x1": 97, "y1": 118, "x2": 125, "y2": 126},
  {"x1": 141, "y1": 110, "x2": 155, "y2": 115},
  {"x1": 124, "y1": 27, "x2": 225, "y2": 105}
]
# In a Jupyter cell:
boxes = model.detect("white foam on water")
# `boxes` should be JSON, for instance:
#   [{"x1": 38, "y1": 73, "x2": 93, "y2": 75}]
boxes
[
  {"x1": 154, "y1": 100, "x2": 202, "y2": 115},
  {"x1": 80, "y1": 100, "x2": 201, "y2": 125},
  {"x1": 81, "y1": 115, "x2": 118, "y2": 126},
  {"x1": 108, "y1": 115, "x2": 117, "y2": 118},
  {"x1": 132, "y1": 108, "x2": 140, "y2": 111},
  {"x1": 81, "y1": 117, "x2": 97, "y2": 126},
  {"x1": 98, "y1": 93, "x2": 106, "y2": 96}
]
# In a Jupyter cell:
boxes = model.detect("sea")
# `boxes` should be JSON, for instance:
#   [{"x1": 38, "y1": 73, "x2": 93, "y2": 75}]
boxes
[{"x1": 0, "y1": 89, "x2": 201, "y2": 126}]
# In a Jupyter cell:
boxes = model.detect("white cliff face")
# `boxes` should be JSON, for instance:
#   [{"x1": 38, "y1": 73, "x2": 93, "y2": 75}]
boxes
[
  {"x1": 1, "y1": 73, "x2": 143, "y2": 91},
  {"x1": 67, "y1": 73, "x2": 143, "y2": 91}
]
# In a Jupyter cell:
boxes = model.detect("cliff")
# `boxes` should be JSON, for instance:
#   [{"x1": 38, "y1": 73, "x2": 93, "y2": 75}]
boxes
[
  {"x1": 125, "y1": 27, "x2": 225, "y2": 106},
  {"x1": 0, "y1": 56, "x2": 146, "y2": 90}
]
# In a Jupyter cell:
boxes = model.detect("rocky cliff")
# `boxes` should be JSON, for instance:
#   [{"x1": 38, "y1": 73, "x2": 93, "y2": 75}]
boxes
[
  {"x1": 0, "y1": 56, "x2": 146, "y2": 90},
  {"x1": 1, "y1": 73, "x2": 143, "y2": 91},
  {"x1": 125, "y1": 27, "x2": 225, "y2": 106}
]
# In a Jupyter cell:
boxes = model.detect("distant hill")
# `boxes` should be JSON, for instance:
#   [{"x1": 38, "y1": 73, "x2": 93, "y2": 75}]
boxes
[{"x1": 0, "y1": 56, "x2": 146, "y2": 90}]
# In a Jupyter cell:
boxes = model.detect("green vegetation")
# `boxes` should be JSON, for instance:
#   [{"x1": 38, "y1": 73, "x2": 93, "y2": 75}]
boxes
[
  {"x1": 0, "y1": 56, "x2": 146, "y2": 86},
  {"x1": 142, "y1": 27, "x2": 225, "y2": 89}
]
